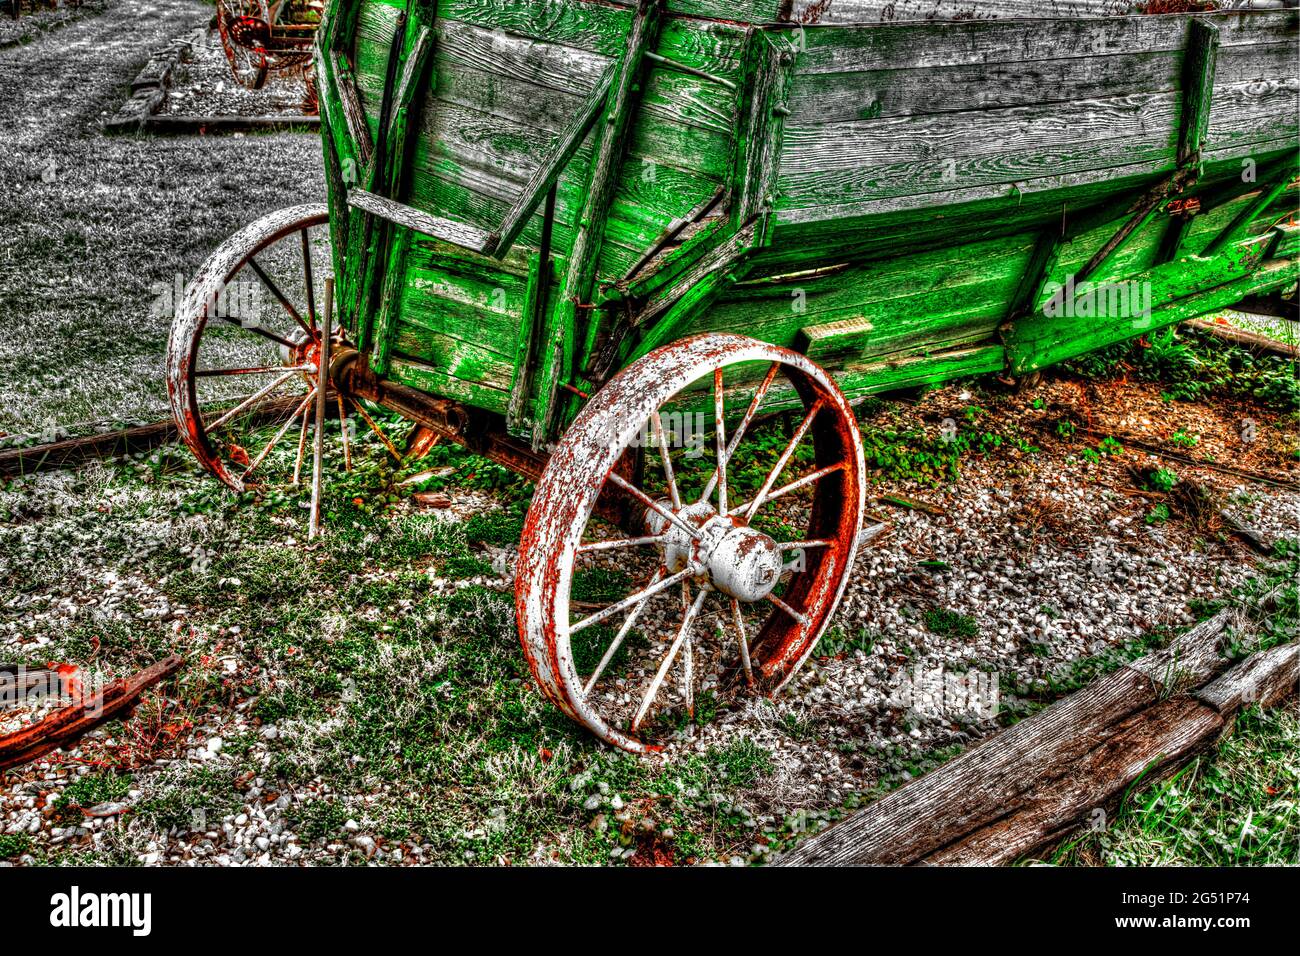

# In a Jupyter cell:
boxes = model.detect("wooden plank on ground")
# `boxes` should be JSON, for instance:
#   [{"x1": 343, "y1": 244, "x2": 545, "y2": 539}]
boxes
[{"x1": 776, "y1": 610, "x2": 1234, "y2": 866}]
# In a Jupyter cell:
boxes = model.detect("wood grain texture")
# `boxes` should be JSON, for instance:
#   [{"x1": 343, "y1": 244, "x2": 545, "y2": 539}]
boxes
[
  {"x1": 1194, "y1": 643, "x2": 1300, "y2": 714},
  {"x1": 777, "y1": 611, "x2": 1234, "y2": 866},
  {"x1": 785, "y1": 43, "x2": 1297, "y2": 124},
  {"x1": 791, "y1": 12, "x2": 1299, "y2": 74},
  {"x1": 920, "y1": 697, "x2": 1224, "y2": 867},
  {"x1": 349, "y1": 187, "x2": 494, "y2": 251}
]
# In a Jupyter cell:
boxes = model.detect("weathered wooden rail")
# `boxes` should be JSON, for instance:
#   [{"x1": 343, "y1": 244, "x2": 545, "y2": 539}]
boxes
[
  {"x1": 0, "y1": 394, "x2": 312, "y2": 479},
  {"x1": 778, "y1": 609, "x2": 1298, "y2": 866}
]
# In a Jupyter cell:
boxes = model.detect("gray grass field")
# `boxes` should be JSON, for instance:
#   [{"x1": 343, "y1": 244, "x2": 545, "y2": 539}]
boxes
[{"x1": 0, "y1": 0, "x2": 324, "y2": 438}]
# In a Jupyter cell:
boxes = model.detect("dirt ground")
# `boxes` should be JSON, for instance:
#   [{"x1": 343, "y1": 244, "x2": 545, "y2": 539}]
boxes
[{"x1": 0, "y1": 0, "x2": 1295, "y2": 867}]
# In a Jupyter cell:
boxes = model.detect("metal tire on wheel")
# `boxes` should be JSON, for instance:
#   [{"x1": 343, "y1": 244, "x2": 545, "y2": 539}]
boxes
[{"x1": 516, "y1": 333, "x2": 866, "y2": 753}]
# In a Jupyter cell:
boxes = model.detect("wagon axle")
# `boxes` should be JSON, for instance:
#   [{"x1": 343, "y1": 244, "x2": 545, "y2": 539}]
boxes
[{"x1": 647, "y1": 503, "x2": 785, "y2": 605}]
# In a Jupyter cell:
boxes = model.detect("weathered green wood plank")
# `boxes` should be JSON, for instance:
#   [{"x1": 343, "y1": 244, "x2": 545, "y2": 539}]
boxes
[
  {"x1": 1008, "y1": 237, "x2": 1287, "y2": 373},
  {"x1": 835, "y1": 344, "x2": 1008, "y2": 398},
  {"x1": 387, "y1": 355, "x2": 510, "y2": 414},
  {"x1": 778, "y1": 136, "x2": 1176, "y2": 211},
  {"x1": 1180, "y1": 184, "x2": 1299, "y2": 257},
  {"x1": 721, "y1": 232, "x2": 1035, "y2": 309},
  {"x1": 784, "y1": 42, "x2": 1298, "y2": 125},
  {"x1": 791, "y1": 11, "x2": 1299, "y2": 74},
  {"x1": 430, "y1": 59, "x2": 738, "y2": 137},
  {"x1": 404, "y1": 268, "x2": 525, "y2": 339},
  {"x1": 433, "y1": 0, "x2": 748, "y2": 68},
  {"x1": 413, "y1": 93, "x2": 732, "y2": 199},
  {"x1": 772, "y1": 138, "x2": 1293, "y2": 228},
  {"x1": 436, "y1": 0, "x2": 632, "y2": 55},
  {"x1": 779, "y1": 79, "x2": 1296, "y2": 195},
  {"x1": 391, "y1": 322, "x2": 517, "y2": 389}
]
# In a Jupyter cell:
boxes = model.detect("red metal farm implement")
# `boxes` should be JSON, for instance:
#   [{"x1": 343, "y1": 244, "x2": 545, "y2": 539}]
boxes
[{"x1": 216, "y1": 0, "x2": 322, "y2": 91}]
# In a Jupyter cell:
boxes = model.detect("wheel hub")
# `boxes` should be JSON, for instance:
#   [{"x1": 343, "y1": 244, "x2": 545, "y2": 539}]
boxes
[
  {"x1": 646, "y1": 501, "x2": 783, "y2": 602},
  {"x1": 279, "y1": 327, "x2": 321, "y2": 372}
]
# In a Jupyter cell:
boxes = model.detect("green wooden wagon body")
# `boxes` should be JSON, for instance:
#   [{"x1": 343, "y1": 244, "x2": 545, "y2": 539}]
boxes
[{"x1": 312, "y1": 0, "x2": 1298, "y2": 446}]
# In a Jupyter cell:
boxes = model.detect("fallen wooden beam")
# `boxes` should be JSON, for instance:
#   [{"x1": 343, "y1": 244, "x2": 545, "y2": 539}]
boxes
[
  {"x1": 923, "y1": 642, "x2": 1299, "y2": 865},
  {"x1": 920, "y1": 696, "x2": 1222, "y2": 866},
  {"x1": 776, "y1": 610, "x2": 1280, "y2": 866},
  {"x1": 0, "y1": 394, "x2": 312, "y2": 478},
  {"x1": 0, "y1": 419, "x2": 177, "y2": 477},
  {"x1": 1183, "y1": 317, "x2": 1298, "y2": 359}
]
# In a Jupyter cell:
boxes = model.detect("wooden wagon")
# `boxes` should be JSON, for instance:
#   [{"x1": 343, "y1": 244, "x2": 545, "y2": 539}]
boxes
[{"x1": 166, "y1": 0, "x2": 1299, "y2": 751}]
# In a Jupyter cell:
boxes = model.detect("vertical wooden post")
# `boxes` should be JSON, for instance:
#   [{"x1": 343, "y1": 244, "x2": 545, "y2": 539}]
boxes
[
  {"x1": 1177, "y1": 20, "x2": 1221, "y2": 175},
  {"x1": 1157, "y1": 19, "x2": 1220, "y2": 264},
  {"x1": 531, "y1": 0, "x2": 665, "y2": 449}
]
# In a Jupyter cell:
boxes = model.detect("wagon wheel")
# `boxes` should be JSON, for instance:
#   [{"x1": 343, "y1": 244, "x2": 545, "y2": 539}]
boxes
[
  {"x1": 516, "y1": 334, "x2": 866, "y2": 752},
  {"x1": 217, "y1": 0, "x2": 272, "y2": 91},
  {"x1": 166, "y1": 203, "x2": 368, "y2": 514}
]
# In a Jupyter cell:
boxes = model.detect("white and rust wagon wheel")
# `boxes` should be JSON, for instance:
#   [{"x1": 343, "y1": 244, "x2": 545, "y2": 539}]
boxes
[
  {"x1": 166, "y1": 202, "x2": 361, "y2": 499},
  {"x1": 216, "y1": 0, "x2": 272, "y2": 91},
  {"x1": 516, "y1": 334, "x2": 866, "y2": 753}
]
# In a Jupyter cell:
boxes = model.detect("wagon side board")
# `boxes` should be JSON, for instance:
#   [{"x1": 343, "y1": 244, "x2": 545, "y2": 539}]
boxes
[{"x1": 314, "y1": 2, "x2": 1300, "y2": 443}]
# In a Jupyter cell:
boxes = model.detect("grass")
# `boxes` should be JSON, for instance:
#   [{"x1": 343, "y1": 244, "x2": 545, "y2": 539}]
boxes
[
  {"x1": 0, "y1": 833, "x2": 33, "y2": 860},
  {"x1": 0, "y1": 426, "x2": 799, "y2": 865},
  {"x1": 1043, "y1": 701, "x2": 1299, "y2": 866},
  {"x1": 923, "y1": 608, "x2": 979, "y2": 640}
]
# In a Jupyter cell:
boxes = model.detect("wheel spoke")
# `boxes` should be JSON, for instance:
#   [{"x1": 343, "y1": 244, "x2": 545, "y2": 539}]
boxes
[
  {"x1": 337, "y1": 395, "x2": 352, "y2": 471},
  {"x1": 734, "y1": 462, "x2": 844, "y2": 516},
  {"x1": 583, "y1": 568, "x2": 664, "y2": 694},
  {"x1": 300, "y1": 228, "x2": 318, "y2": 334},
  {"x1": 607, "y1": 472, "x2": 701, "y2": 541},
  {"x1": 196, "y1": 363, "x2": 312, "y2": 378},
  {"x1": 348, "y1": 398, "x2": 403, "y2": 460},
  {"x1": 766, "y1": 593, "x2": 809, "y2": 627},
  {"x1": 206, "y1": 370, "x2": 304, "y2": 431},
  {"x1": 247, "y1": 255, "x2": 314, "y2": 340},
  {"x1": 739, "y1": 401, "x2": 825, "y2": 521},
  {"x1": 577, "y1": 534, "x2": 665, "y2": 555},
  {"x1": 777, "y1": 539, "x2": 834, "y2": 551},
  {"x1": 293, "y1": 397, "x2": 311, "y2": 485},
  {"x1": 632, "y1": 586, "x2": 708, "y2": 732},
  {"x1": 713, "y1": 367, "x2": 728, "y2": 515},
  {"x1": 681, "y1": 582, "x2": 694, "y2": 716},
  {"x1": 571, "y1": 565, "x2": 694, "y2": 634},
  {"x1": 731, "y1": 598, "x2": 754, "y2": 687},
  {"x1": 698, "y1": 361, "x2": 779, "y2": 506},
  {"x1": 243, "y1": 388, "x2": 317, "y2": 478},
  {"x1": 214, "y1": 313, "x2": 297, "y2": 350},
  {"x1": 651, "y1": 412, "x2": 681, "y2": 510}
]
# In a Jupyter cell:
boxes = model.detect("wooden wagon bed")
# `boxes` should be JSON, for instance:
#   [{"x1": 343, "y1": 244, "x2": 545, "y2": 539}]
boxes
[{"x1": 312, "y1": 1, "x2": 1297, "y2": 449}]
